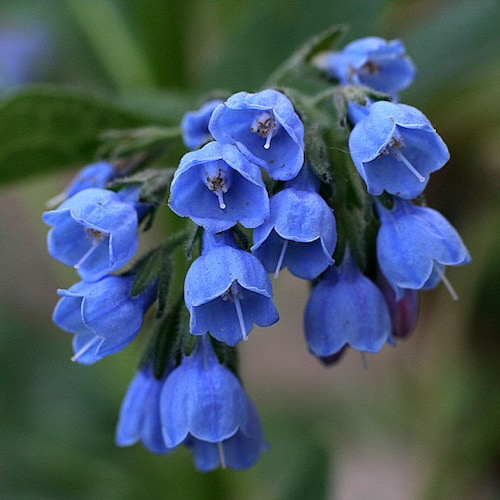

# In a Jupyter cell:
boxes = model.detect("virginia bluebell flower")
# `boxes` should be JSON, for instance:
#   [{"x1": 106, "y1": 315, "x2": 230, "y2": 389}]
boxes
[
  {"x1": 376, "y1": 197, "x2": 471, "y2": 299},
  {"x1": 252, "y1": 165, "x2": 336, "y2": 279},
  {"x1": 116, "y1": 363, "x2": 172, "y2": 454},
  {"x1": 160, "y1": 335, "x2": 267, "y2": 470},
  {"x1": 184, "y1": 231, "x2": 279, "y2": 346},
  {"x1": 43, "y1": 188, "x2": 139, "y2": 282},
  {"x1": 181, "y1": 99, "x2": 223, "y2": 150},
  {"x1": 304, "y1": 250, "x2": 392, "y2": 357},
  {"x1": 314, "y1": 36, "x2": 416, "y2": 98},
  {"x1": 209, "y1": 89, "x2": 305, "y2": 180},
  {"x1": 169, "y1": 141, "x2": 269, "y2": 232},
  {"x1": 348, "y1": 100, "x2": 450, "y2": 199},
  {"x1": 52, "y1": 275, "x2": 156, "y2": 364}
]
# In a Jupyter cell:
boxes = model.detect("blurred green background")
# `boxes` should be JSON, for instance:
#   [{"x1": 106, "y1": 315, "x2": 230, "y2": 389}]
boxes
[{"x1": 0, "y1": 0, "x2": 499, "y2": 498}]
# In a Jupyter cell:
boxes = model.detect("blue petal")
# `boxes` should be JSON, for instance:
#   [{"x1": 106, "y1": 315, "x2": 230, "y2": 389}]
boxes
[
  {"x1": 169, "y1": 142, "x2": 269, "y2": 232},
  {"x1": 304, "y1": 256, "x2": 391, "y2": 356},
  {"x1": 209, "y1": 89, "x2": 304, "y2": 180},
  {"x1": 115, "y1": 366, "x2": 171, "y2": 454},
  {"x1": 160, "y1": 338, "x2": 249, "y2": 447}
]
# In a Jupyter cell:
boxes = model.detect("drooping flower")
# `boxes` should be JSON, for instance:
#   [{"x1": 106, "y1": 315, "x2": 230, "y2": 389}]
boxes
[
  {"x1": 252, "y1": 165, "x2": 336, "y2": 279},
  {"x1": 43, "y1": 188, "x2": 139, "y2": 282},
  {"x1": 304, "y1": 250, "x2": 392, "y2": 357},
  {"x1": 376, "y1": 197, "x2": 471, "y2": 298},
  {"x1": 314, "y1": 36, "x2": 416, "y2": 97},
  {"x1": 181, "y1": 99, "x2": 223, "y2": 150},
  {"x1": 116, "y1": 363, "x2": 172, "y2": 454},
  {"x1": 348, "y1": 100, "x2": 450, "y2": 199},
  {"x1": 209, "y1": 89, "x2": 305, "y2": 180},
  {"x1": 184, "y1": 231, "x2": 279, "y2": 346},
  {"x1": 52, "y1": 274, "x2": 156, "y2": 364},
  {"x1": 160, "y1": 335, "x2": 267, "y2": 470},
  {"x1": 168, "y1": 141, "x2": 269, "y2": 232}
]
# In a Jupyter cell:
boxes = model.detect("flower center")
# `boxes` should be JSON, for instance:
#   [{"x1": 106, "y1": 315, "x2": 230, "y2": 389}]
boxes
[
  {"x1": 222, "y1": 281, "x2": 248, "y2": 341},
  {"x1": 203, "y1": 161, "x2": 233, "y2": 209},
  {"x1": 250, "y1": 111, "x2": 278, "y2": 150}
]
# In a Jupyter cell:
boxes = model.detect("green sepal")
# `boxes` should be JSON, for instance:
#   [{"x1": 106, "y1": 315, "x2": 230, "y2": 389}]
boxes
[{"x1": 208, "y1": 335, "x2": 239, "y2": 379}]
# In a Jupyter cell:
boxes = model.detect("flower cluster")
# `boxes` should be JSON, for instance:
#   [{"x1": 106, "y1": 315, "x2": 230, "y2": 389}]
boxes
[{"x1": 43, "y1": 30, "x2": 470, "y2": 472}]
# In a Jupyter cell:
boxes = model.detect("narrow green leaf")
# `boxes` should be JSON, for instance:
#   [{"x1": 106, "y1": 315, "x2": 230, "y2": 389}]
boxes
[{"x1": 0, "y1": 86, "x2": 181, "y2": 185}]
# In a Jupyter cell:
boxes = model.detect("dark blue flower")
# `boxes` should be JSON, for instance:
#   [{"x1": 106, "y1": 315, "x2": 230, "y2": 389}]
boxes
[
  {"x1": 348, "y1": 101, "x2": 450, "y2": 198},
  {"x1": 116, "y1": 364, "x2": 172, "y2": 454},
  {"x1": 52, "y1": 275, "x2": 156, "y2": 364},
  {"x1": 184, "y1": 232, "x2": 279, "y2": 346},
  {"x1": 376, "y1": 198, "x2": 471, "y2": 298},
  {"x1": 169, "y1": 141, "x2": 269, "y2": 232},
  {"x1": 43, "y1": 188, "x2": 139, "y2": 282},
  {"x1": 65, "y1": 161, "x2": 117, "y2": 199},
  {"x1": 160, "y1": 336, "x2": 267, "y2": 470},
  {"x1": 209, "y1": 89, "x2": 304, "y2": 180},
  {"x1": 304, "y1": 251, "x2": 392, "y2": 357},
  {"x1": 314, "y1": 36, "x2": 415, "y2": 97},
  {"x1": 252, "y1": 166, "x2": 336, "y2": 279},
  {"x1": 181, "y1": 99, "x2": 223, "y2": 150}
]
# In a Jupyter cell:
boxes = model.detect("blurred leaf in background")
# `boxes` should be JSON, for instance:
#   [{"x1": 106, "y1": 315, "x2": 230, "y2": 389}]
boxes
[{"x1": 0, "y1": 0, "x2": 499, "y2": 498}]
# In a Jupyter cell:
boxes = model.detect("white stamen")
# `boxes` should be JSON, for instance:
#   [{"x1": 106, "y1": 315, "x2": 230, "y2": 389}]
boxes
[
  {"x1": 71, "y1": 336, "x2": 101, "y2": 362},
  {"x1": 218, "y1": 441, "x2": 227, "y2": 469},
  {"x1": 435, "y1": 265, "x2": 459, "y2": 301},
  {"x1": 264, "y1": 129, "x2": 273, "y2": 150},
  {"x1": 74, "y1": 236, "x2": 105, "y2": 270},
  {"x1": 392, "y1": 149, "x2": 426, "y2": 183},
  {"x1": 274, "y1": 239, "x2": 288, "y2": 279},
  {"x1": 216, "y1": 189, "x2": 226, "y2": 209},
  {"x1": 45, "y1": 191, "x2": 67, "y2": 208},
  {"x1": 232, "y1": 288, "x2": 248, "y2": 341}
]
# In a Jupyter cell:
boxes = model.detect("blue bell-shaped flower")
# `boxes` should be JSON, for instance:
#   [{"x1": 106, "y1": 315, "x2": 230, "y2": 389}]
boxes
[
  {"x1": 53, "y1": 274, "x2": 156, "y2": 364},
  {"x1": 376, "y1": 197, "x2": 471, "y2": 298},
  {"x1": 169, "y1": 141, "x2": 269, "y2": 232},
  {"x1": 184, "y1": 231, "x2": 279, "y2": 346},
  {"x1": 252, "y1": 165, "x2": 336, "y2": 279},
  {"x1": 304, "y1": 250, "x2": 392, "y2": 357},
  {"x1": 160, "y1": 335, "x2": 267, "y2": 464},
  {"x1": 181, "y1": 99, "x2": 223, "y2": 150},
  {"x1": 348, "y1": 100, "x2": 450, "y2": 199},
  {"x1": 314, "y1": 36, "x2": 416, "y2": 98},
  {"x1": 43, "y1": 188, "x2": 139, "y2": 282},
  {"x1": 209, "y1": 89, "x2": 305, "y2": 180},
  {"x1": 115, "y1": 363, "x2": 172, "y2": 454}
]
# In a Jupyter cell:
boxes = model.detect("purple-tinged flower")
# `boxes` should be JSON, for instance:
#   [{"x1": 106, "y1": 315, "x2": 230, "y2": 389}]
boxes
[
  {"x1": 169, "y1": 141, "x2": 269, "y2": 232},
  {"x1": 304, "y1": 251, "x2": 392, "y2": 357},
  {"x1": 184, "y1": 231, "x2": 279, "y2": 346},
  {"x1": 43, "y1": 188, "x2": 139, "y2": 282},
  {"x1": 181, "y1": 99, "x2": 223, "y2": 150},
  {"x1": 116, "y1": 363, "x2": 172, "y2": 454},
  {"x1": 348, "y1": 100, "x2": 450, "y2": 198},
  {"x1": 209, "y1": 89, "x2": 305, "y2": 180},
  {"x1": 160, "y1": 335, "x2": 267, "y2": 470},
  {"x1": 376, "y1": 270, "x2": 419, "y2": 339},
  {"x1": 53, "y1": 275, "x2": 156, "y2": 364},
  {"x1": 314, "y1": 36, "x2": 416, "y2": 97},
  {"x1": 65, "y1": 161, "x2": 117, "y2": 199},
  {"x1": 252, "y1": 166, "x2": 336, "y2": 279},
  {"x1": 376, "y1": 197, "x2": 471, "y2": 298}
]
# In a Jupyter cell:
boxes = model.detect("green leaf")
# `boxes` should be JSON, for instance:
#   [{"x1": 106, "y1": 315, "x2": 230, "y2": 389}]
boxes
[{"x1": 0, "y1": 86, "x2": 188, "y2": 185}]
